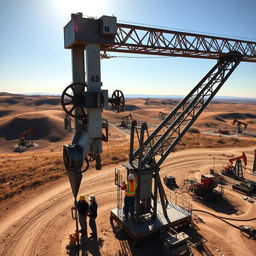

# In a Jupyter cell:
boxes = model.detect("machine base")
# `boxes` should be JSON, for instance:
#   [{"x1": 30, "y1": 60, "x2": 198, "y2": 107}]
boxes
[{"x1": 110, "y1": 201, "x2": 191, "y2": 242}]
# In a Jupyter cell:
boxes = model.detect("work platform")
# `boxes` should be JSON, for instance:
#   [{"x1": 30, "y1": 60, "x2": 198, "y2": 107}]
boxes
[{"x1": 110, "y1": 201, "x2": 191, "y2": 242}]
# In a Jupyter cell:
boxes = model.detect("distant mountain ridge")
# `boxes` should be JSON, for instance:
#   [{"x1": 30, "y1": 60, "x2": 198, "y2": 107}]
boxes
[{"x1": 1, "y1": 92, "x2": 256, "y2": 102}]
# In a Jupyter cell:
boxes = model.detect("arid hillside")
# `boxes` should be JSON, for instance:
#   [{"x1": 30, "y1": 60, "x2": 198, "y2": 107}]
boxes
[
  {"x1": 0, "y1": 93, "x2": 256, "y2": 256},
  {"x1": 0, "y1": 93, "x2": 256, "y2": 202}
]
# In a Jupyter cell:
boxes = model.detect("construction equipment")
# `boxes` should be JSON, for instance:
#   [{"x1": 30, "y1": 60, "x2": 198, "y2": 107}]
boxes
[
  {"x1": 62, "y1": 13, "x2": 256, "y2": 245},
  {"x1": 189, "y1": 174, "x2": 222, "y2": 200},
  {"x1": 221, "y1": 152, "x2": 247, "y2": 180},
  {"x1": 14, "y1": 128, "x2": 34, "y2": 152},
  {"x1": 163, "y1": 176, "x2": 178, "y2": 189},
  {"x1": 119, "y1": 113, "x2": 132, "y2": 128},
  {"x1": 232, "y1": 180, "x2": 256, "y2": 195},
  {"x1": 239, "y1": 225, "x2": 256, "y2": 240},
  {"x1": 233, "y1": 118, "x2": 248, "y2": 133},
  {"x1": 162, "y1": 232, "x2": 191, "y2": 256}
]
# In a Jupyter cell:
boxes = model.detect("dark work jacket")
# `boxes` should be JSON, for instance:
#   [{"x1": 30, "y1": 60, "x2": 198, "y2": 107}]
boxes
[
  {"x1": 77, "y1": 200, "x2": 89, "y2": 215},
  {"x1": 89, "y1": 201, "x2": 98, "y2": 218}
]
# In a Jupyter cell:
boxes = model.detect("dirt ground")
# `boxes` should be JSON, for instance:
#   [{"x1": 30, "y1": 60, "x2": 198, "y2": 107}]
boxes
[
  {"x1": 0, "y1": 94, "x2": 256, "y2": 256},
  {"x1": 0, "y1": 147, "x2": 256, "y2": 256}
]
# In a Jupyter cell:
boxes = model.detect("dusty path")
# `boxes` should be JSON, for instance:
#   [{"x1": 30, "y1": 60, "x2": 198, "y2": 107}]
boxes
[{"x1": 0, "y1": 146, "x2": 256, "y2": 256}]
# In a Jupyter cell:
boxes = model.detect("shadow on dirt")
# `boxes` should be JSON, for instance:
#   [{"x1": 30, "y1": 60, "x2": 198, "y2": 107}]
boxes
[
  {"x1": 66, "y1": 232, "x2": 104, "y2": 256},
  {"x1": 110, "y1": 216, "x2": 165, "y2": 256},
  {"x1": 202, "y1": 197, "x2": 239, "y2": 215}
]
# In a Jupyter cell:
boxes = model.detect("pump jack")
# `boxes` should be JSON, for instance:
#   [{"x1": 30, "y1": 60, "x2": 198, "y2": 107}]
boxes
[
  {"x1": 119, "y1": 113, "x2": 132, "y2": 128},
  {"x1": 221, "y1": 152, "x2": 247, "y2": 180},
  {"x1": 233, "y1": 118, "x2": 248, "y2": 133},
  {"x1": 159, "y1": 111, "x2": 167, "y2": 120},
  {"x1": 62, "y1": 13, "x2": 256, "y2": 245}
]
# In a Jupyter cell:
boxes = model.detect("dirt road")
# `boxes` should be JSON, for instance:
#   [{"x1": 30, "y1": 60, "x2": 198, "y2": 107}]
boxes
[{"x1": 0, "y1": 147, "x2": 256, "y2": 256}]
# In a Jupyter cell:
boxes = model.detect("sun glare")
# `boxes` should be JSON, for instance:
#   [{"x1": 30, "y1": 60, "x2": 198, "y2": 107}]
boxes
[{"x1": 55, "y1": 0, "x2": 107, "y2": 18}]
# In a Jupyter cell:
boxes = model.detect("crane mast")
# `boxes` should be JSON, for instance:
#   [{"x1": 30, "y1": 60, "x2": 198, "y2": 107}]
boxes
[{"x1": 62, "y1": 13, "x2": 256, "y2": 230}]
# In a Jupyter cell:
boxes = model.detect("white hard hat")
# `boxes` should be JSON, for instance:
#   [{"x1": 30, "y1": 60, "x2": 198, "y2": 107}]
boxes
[
  {"x1": 88, "y1": 195, "x2": 96, "y2": 201},
  {"x1": 128, "y1": 173, "x2": 134, "y2": 181}
]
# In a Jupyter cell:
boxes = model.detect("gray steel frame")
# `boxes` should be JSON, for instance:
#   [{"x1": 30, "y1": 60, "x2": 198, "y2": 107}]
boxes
[
  {"x1": 128, "y1": 52, "x2": 242, "y2": 217},
  {"x1": 130, "y1": 53, "x2": 242, "y2": 170},
  {"x1": 102, "y1": 23, "x2": 256, "y2": 62}
]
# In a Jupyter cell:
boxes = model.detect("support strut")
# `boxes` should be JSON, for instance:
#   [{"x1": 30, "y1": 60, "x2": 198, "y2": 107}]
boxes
[{"x1": 126, "y1": 51, "x2": 242, "y2": 218}]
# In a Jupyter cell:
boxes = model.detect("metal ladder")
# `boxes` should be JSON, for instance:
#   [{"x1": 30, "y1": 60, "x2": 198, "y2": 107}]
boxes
[{"x1": 115, "y1": 168, "x2": 123, "y2": 218}]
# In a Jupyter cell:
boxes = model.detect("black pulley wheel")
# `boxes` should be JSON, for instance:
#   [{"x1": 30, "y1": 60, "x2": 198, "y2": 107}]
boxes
[
  {"x1": 111, "y1": 90, "x2": 125, "y2": 113},
  {"x1": 61, "y1": 83, "x2": 87, "y2": 118}
]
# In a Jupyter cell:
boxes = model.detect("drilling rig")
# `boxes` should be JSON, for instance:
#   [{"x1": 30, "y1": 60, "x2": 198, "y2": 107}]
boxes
[
  {"x1": 233, "y1": 118, "x2": 248, "y2": 133},
  {"x1": 62, "y1": 13, "x2": 256, "y2": 247}
]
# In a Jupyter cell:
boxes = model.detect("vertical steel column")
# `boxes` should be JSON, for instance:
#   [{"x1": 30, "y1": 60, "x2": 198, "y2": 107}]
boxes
[
  {"x1": 129, "y1": 120, "x2": 137, "y2": 163},
  {"x1": 71, "y1": 46, "x2": 85, "y2": 129},
  {"x1": 70, "y1": 45, "x2": 85, "y2": 246},
  {"x1": 86, "y1": 44, "x2": 103, "y2": 169},
  {"x1": 153, "y1": 174, "x2": 158, "y2": 218},
  {"x1": 72, "y1": 46, "x2": 85, "y2": 83}
]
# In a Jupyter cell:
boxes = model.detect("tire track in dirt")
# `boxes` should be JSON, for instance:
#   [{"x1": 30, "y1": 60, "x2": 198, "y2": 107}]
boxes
[
  {"x1": 0, "y1": 148, "x2": 255, "y2": 256},
  {"x1": 0, "y1": 164, "x2": 118, "y2": 256}
]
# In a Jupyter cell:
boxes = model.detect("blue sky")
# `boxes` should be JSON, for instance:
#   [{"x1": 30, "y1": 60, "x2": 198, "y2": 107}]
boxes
[{"x1": 0, "y1": 0, "x2": 256, "y2": 97}]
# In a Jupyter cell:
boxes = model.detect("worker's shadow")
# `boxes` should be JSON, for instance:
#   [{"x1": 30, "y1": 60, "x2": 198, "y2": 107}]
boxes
[{"x1": 80, "y1": 235, "x2": 104, "y2": 256}]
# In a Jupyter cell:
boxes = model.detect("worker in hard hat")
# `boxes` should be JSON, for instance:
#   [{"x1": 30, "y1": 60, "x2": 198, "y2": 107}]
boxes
[
  {"x1": 76, "y1": 194, "x2": 89, "y2": 237},
  {"x1": 88, "y1": 195, "x2": 98, "y2": 239},
  {"x1": 121, "y1": 173, "x2": 137, "y2": 220}
]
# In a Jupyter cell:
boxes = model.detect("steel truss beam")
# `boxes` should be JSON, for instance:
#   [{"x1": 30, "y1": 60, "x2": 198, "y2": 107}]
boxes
[
  {"x1": 102, "y1": 23, "x2": 256, "y2": 62},
  {"x1": 130, "y1": 52, "x2": 242, "y2": 169}
]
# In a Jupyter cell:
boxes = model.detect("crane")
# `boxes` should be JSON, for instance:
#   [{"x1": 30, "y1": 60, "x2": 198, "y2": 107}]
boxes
[
  {"x1": 233, "y1": 118, "x2": 248, "y2": 133},
  {"x1": 62, "y1": 13, "x2": 256, "y2": 244}
]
